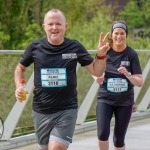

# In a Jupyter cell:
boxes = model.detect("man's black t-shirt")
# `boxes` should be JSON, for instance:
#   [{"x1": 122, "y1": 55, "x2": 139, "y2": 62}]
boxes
[
  {"x1": 98, "y1": 46, "x2": 142, "y2": 106},
  {"x1": 20, "y1": 37, "x2": 94, "y2": 113}
]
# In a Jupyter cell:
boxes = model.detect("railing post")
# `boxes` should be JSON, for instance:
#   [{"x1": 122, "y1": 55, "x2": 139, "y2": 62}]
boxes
[{"x1": 1, "y1": 72, "x2": 34, "y2": 140}]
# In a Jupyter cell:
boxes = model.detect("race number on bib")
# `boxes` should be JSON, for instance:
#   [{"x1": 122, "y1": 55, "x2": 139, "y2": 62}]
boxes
[
  {"x1": 107, "y1": 78, "x2": 128, "y2": 93},
  {"x1": 41, "y1": 68, "x2": 67, "y2": 87}
]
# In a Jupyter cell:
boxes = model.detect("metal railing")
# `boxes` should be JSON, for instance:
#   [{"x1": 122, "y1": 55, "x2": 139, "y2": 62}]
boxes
[{"x1": 0, "y1": 50, "x2": 150, "y2": 149}]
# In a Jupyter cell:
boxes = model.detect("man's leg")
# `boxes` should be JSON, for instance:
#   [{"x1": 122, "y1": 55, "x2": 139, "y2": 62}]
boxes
[
  {"x1": 33, "y1": 109, "x2": 77, "y2": 150},
  {"x1": 49, "y1": 109, "x2": 77, "y2": 150},
  {"x1": 48, "y1": 141, "x2": 67, "y2": 150}
]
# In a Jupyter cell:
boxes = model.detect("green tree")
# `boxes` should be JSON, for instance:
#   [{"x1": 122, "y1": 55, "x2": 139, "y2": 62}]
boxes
[
  {"x1": 116, "y1": 0, "x2": 150, "y2": 49},
  {"x1": 0, "y1": 0, "x2": 27, "y2": 49},
  {"x1": 0, "y1": 0, "x2": 44, "y2": 49},
  {"x1": 117, "y1": 1, "x2": 144, "y2": 29},
  {"x1": 141, "y1": 0, "x2": 150, "y2": 33},
  {"x1": 2, "y1": 0, "x2": 150, "y2": 50},
  {"x1": 0, "y1": 0, "x2": 113, "y2": 49}
]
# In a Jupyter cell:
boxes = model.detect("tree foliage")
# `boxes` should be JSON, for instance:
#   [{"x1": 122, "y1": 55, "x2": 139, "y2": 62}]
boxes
[
  {"x1": 116, "y1": 0, "x2": 150, "y2": 49},
  {"x1": 117, "y1": 1, "x2": 144, "y2": 28},
  {"x1": 0, "y1": 0, "x2": 150, "y2": 50}
]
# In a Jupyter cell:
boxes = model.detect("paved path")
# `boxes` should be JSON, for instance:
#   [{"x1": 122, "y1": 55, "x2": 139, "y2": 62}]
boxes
[{"x1": 9, "y1": 118, "x2": 150, "y2": 150}]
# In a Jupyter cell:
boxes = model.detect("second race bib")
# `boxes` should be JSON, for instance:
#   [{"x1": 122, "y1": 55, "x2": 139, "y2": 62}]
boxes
[{"x1": 107, "y1": 78, "x2": 128, "y2": 93}]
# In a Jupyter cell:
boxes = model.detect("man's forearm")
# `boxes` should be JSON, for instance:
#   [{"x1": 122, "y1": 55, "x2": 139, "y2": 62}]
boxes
[
  {"x1": 93, "y1": 58, "x2": 106, "y2": 77},
  {"x1": 14, "y1": 63, "x2": 26, "y2": 89}
]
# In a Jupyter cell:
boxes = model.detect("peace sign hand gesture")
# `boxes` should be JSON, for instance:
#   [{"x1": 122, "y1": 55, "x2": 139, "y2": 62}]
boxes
[{"x1": 97, "y1": 32, "x2": 110, "y2": 57}]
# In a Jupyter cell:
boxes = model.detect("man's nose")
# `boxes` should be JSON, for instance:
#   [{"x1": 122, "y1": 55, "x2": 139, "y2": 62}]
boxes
[{"x1": 52, "y1": 24, "x2": 57, "y2": 28}]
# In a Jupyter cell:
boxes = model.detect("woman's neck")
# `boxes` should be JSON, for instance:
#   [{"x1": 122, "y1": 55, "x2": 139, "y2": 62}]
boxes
[{"x1": 112, "y1": 44, "x2": 127, "y2": 52}]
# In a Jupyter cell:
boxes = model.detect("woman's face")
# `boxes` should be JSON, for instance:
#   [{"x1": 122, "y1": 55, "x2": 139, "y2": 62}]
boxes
[{"x1": 112, "y1": 28, "x2": 127, "y2": 47}]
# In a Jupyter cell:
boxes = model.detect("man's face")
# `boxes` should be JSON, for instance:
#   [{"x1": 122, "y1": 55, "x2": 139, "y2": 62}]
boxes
[{"x1": 42, "y1": 12, "x2": 68, "y2": 45}]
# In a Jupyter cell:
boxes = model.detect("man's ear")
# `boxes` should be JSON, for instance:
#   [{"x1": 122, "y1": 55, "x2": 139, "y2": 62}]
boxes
[
  {"x1": 65, "y1": 23, "x2": 68, "y2": 29},
  {"x1": 42, "y1": 23, "x2": 45, "y2": 29}
]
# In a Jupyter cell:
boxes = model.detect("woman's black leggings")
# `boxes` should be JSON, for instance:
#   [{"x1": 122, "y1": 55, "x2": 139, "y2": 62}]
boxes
[{"x1": 96, "y1": 101, "x2": 133, "y2": 147}]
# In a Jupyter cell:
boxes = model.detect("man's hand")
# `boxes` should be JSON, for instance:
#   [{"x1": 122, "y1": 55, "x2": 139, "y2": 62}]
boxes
[
  {"x1": 15, "y1": 88, "x2": 28, "y2": 103},
  {"x1": 97, "y1": 32, "x2": 110, "y2": 57}
]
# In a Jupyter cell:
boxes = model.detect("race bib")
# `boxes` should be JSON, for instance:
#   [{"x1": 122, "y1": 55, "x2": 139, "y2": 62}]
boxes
[
  {"x1": 107, "y1": 78, "x2": 128, "y2": 93},
  {"x1": 41, "y1": 68, "x2": 67, "y2": 87}
]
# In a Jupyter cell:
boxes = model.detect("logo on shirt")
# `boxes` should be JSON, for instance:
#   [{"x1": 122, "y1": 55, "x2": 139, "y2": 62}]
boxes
[
  {"x1": 62, "y1": 53, "x2": 77, "y2": 59},
  {"x1": 121, "y1": 61, "x2": 130, "y2": 67},
  {"x1": 66, "y1": 136, "x2": 72, "y2": 140}
]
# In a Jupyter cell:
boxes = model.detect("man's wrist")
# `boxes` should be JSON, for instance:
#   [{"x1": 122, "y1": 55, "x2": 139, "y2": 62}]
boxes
[{"x1": 95, "y1": 54, "x2": 106, "y2": 60}]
